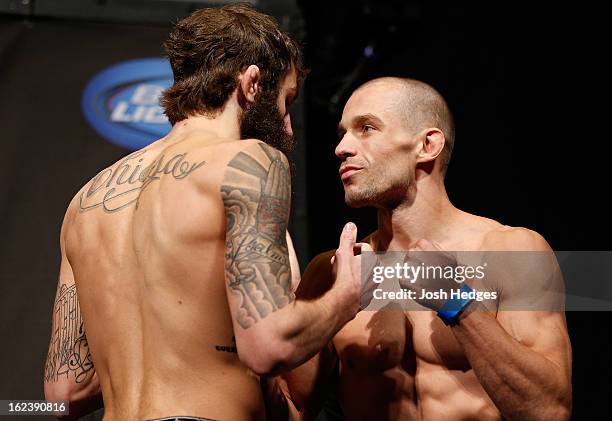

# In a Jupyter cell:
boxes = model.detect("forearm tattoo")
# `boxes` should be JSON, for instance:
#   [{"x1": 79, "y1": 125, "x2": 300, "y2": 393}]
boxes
[
  {"x1": 44, "y1": 283, "x2": 95, "y2": 384},
  {"x1": 222, "y1": 143, "x2": 294, "y2": 329}
]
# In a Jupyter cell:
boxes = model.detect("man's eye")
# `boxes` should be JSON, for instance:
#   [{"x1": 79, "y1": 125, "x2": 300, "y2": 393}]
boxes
[{"x1": 362, "y1": 125, "x2": 375, "y2": 133}]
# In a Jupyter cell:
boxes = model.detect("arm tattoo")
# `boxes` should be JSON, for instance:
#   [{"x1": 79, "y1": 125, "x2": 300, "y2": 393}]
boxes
[
  {"x1": 222, "y1": 143, "x2": 294, "y2": 329},
  {"x1": 44, "y1": 283, "x2": 95, "y2": 384}
]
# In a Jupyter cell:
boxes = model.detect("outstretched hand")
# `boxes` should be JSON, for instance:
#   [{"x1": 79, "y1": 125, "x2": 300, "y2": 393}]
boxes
[{"x1": 331, "y1": 223, "x2": 376, "y2": 312}]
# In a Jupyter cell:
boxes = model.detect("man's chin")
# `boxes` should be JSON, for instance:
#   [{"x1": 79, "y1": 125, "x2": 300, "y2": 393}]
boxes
[{"x1": 344, "y1": 192, "x2": 371, "y2": 208}]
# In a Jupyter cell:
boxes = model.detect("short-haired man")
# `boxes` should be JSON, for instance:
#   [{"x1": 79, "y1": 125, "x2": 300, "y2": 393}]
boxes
[{"x1": 282, "y1": 77, "x2": 572, "y2": 420}]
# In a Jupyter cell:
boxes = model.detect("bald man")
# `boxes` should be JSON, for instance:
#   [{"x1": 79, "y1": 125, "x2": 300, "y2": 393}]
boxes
[{"x1": 279, "y1": 78, "x2": 572, "y2": 420}]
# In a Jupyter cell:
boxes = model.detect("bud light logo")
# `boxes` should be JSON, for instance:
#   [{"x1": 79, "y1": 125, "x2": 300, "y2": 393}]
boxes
[{"x1": 81, "y1": 58, "x2": 174, "y2": 150}]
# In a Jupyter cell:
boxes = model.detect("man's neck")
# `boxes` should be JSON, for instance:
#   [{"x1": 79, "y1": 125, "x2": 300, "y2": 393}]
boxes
[
  {"x1": 168, "y1": 98, "x2": 242, "y2": 141},
  {"x1": 374, "y1": 174, "x2": 460, "y2": 250}
]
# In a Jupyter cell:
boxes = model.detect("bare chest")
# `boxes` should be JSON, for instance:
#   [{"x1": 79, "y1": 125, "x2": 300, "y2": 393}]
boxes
[{"x1": 333, "y1": 310, "x2": 471, "y2": 373}]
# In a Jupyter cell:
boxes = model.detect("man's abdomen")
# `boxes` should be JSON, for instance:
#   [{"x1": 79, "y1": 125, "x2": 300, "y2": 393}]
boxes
[{"x1": 416, "y1": 361, "x2": 501, "y2": 421}]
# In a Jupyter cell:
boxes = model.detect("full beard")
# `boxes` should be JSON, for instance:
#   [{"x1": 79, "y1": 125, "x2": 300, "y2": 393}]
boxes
[{"x1": 240, "y1": 89, "x2": 295, "y2": 176}]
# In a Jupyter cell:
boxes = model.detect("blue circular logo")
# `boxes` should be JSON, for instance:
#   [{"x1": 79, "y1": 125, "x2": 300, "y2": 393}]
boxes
[{"x1": 82, "y1": 58, "x2": 174, "y2": 150}]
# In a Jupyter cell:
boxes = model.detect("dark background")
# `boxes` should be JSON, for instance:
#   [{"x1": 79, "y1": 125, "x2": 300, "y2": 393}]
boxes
[{"x1": 0, "y1": 0, "x2": 609, "y2": 419}]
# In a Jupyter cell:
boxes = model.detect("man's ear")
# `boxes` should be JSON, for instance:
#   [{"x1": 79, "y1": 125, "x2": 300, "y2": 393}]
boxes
[
  {"x1": 416, "y1": 128, "x2": 445, "y2": 163},
  {"x1": 239, "y1": 65, "x2": 260, "y2": 105}
]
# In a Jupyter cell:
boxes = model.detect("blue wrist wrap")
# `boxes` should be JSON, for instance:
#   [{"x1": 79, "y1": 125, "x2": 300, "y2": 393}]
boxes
[{"x1": 437, "y1": 284, "x2": 475, "y2": 325}]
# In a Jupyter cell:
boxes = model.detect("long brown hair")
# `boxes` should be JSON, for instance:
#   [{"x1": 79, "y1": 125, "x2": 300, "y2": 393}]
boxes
[{"x1": 161, "y1": 4, "x2": 307, "y2": 125}]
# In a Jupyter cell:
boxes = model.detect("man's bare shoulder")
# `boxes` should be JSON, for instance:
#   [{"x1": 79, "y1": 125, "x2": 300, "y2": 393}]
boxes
[
  {"x1": 176, "y1": 136, "x2": 287, "y2": 162},
  {"x1": 73, "y1": 138, "x2": 284, "y2": 214},
  {"x1": 213, "y1": 138, "x2": 290, "y2": 168},
  {"x1": 61, "y1": 194, "x2": 80, "y2": 232},
  {"x1": 455, "y1": 211, "x2": 551, "y2": 252},
  {"x1": 167, "y1": 136, "x2": 272, "y2": 159},
  {"x1": 186, "y1": 138, "x2": 290, "y2": 188},
  {"x1": 458, "y1": 219, "x2": 559, "y2": 307},
  {"x1": 481, "y1": 224, "x2": 552, "y2": 252}
]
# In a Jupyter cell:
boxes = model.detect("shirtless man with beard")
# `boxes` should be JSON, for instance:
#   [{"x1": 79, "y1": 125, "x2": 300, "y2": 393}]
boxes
[
  {"x1": 42, "y1": 5, "x2": 366, "y2": 420},
  {"x1": 281, "y1": 77, "x2": 572, "y2": 420}
]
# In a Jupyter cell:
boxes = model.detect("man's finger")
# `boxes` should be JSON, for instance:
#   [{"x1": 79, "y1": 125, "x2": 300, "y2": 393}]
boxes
[{"x1": 335, "y1": 222, "x2": 357, "y2": 265}]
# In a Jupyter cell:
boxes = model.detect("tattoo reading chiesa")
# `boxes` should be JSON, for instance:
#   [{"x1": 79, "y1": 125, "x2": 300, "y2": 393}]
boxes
[
  {"x1": 79, "y1": 150, "x2": 206, "y2": 213},
  {"x1": 44, "y1": 284, "x2": 94, "y2": 384},
  {"x1": 222, "y1": 143, "x2": 294, "y2": 329}
]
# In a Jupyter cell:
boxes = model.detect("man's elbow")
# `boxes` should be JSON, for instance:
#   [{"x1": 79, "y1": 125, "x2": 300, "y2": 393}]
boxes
[
  {"x1": 535, "y1": 403, "x2": 570, "y2": 421},
  {"x1": 44, "y1": 378, "x2": 101, "y2": 420},
  {"x1": 44, "y1": 382, "x2": 74, "y2": 419},
  {"x1": 239, "y1": 338, "x2": 297, "y2": 377},
  {"x1": 530, "y1": 395, "x2": 571, "y2": 421},
  {"x1": 555, "y1": 405, "x2": 572, "y2": 421},
  {"x1": 549, "y1": 397, "x2": 572, "y2": 421},
  {"x1": 44, "y1": 381, "x2": 72, "y2": 402},
  {"x1": 549, "y1": 380, "x2": 572, "y2": 421}
]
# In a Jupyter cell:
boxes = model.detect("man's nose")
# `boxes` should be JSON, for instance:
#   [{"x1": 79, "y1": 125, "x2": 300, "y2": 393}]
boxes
[
  {"x1": 335, "y1": 134, "x2": 357, "y2": 159},
  {"x1": 284, "y1": 113, "x2": 293, "y2": 137}
]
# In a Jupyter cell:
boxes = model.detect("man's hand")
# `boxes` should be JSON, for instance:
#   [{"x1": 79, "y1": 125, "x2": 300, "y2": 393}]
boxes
[
  {"x1": 330, "y1": 223, "x2": 375, "y2": 311},
  {"x1": 400, "y1": 239, "x2": 462, "y2": 310}
]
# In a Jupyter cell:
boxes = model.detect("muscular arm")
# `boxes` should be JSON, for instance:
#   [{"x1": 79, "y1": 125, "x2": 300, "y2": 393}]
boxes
[
  {"x1": 222, "y1": 141, "x2": 359, "y2": 376},
  {"x1": 452, "y1": 229, "x2": 572, "y2": 420},
  {"x1": 44, "y1": 211, "x2": 102, "y2": 419}
]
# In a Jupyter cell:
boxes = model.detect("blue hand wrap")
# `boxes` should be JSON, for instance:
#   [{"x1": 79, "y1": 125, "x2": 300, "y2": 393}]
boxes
[{"x1": 437, "y1": 284, "x2": 475, "y2": 325}]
